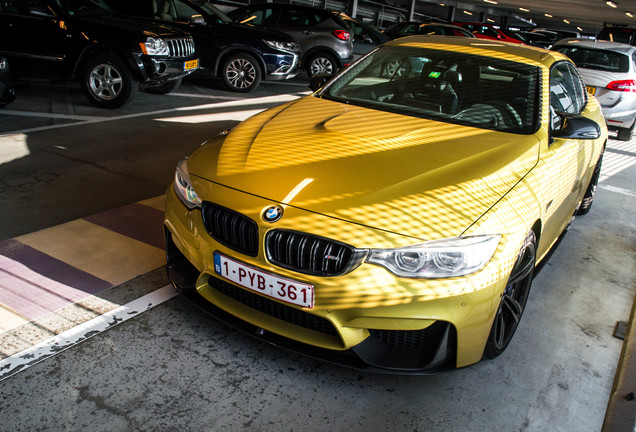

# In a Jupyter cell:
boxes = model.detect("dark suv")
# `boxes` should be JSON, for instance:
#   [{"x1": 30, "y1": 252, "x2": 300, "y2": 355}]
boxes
[
  {"x1": 228, "y1": 3, "x2": 354, "y2": 77},
  {"x1": 105, "y1": 0, "x2": 300, "y2": 92},
  {"x1": 0, "y1": 0, "x2": 198, "y2": 108}
]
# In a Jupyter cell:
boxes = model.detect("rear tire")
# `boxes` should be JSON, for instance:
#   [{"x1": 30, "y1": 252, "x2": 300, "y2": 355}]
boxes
[
  {"x1": 484, "y1": 231, "x2": 536, "y2": 359},
  {"x1": 144, "y1": 78, "x2": 182, "y2": 95},
  {"x1": 81, "y1": 53, "x2": 137, "y2": 109},
  {"x1": 617, "y1": 123, "x2": 634, "y2": 141},
  {"x1": 306, "y1": 53, "x2": 338, "y2": 78}
]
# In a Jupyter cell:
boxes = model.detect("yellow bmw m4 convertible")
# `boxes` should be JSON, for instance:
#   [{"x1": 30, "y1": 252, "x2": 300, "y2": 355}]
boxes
[{"x1": 164, "y1": 37, "x2": 607, "y2": 373}]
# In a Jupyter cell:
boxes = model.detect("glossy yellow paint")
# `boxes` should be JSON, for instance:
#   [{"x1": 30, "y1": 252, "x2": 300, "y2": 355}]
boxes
[{"x1": 164, "y1": 37, "x2": 607, "y2": 369}]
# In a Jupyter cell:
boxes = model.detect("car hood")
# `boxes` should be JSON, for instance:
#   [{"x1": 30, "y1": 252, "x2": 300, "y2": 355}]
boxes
[
  {"x1": 71, "y1": 16, "x2": 189, "y2": 38},
  {"x1": 187, "y1": 96, "x2": 540, "y2": 240}
]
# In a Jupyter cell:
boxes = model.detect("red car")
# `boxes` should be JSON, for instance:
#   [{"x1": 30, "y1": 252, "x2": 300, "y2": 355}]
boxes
[{"x1": 454, "y1": 22, "x2": 525, "y2": 44}]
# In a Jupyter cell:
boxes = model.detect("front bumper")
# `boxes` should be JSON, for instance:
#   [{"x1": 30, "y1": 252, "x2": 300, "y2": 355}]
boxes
[
  {"x1": 164, "y1": 187, "x2": 516, "y2": 374},
  {"x1": 262, "y1": 52, "x2": 299, "y2": 80},
  {"x1": 133, "y1": 54, "x2": 198, "y2": 85}
]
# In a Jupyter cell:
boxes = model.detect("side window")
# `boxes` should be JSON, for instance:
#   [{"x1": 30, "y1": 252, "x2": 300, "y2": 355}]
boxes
[
  {"x1": 279, "y1": 8, "x2": 316, "y2": 27},
  {"x1": 169, "y1": 0, "x2": 199, "y2": 21},
  {"x1": 481, "y1": 26, "x2": 500, "y2": 38},
  {"x1": 12, "y1": 0, "x2": 53, "y2": 16},
  {"x1": 239, "y1": 7, "x2": 274, "y2": 26},
  {"x1": 399, "y1": 23, "x2": 418, "y2": 36},
  {"x1": 550, "y1": 62, "x2": 587, "y2": 114}
]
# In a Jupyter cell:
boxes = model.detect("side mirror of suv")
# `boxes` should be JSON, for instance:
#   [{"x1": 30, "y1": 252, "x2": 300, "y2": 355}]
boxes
[{"x1": 189, "y1": 14, "x2": 205, "y2": 25}]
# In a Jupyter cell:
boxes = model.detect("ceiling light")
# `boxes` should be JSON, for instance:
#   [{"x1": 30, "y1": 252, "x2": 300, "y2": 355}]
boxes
[
  {"x1": 563, "y1": 19, "x2": 570, "y2": 24},
  {"x1": 606, "y1": 1, "x2": 618, "y2": 8},
  {"x1": 463, "y1": 10, "x2": 473, "y2": 15},
  {"x1": 627, "y1": 11, "x2": 634, "y2": 17},
  {"x1": 483, "y1": 0, "x2": 498, "y2": 4},
  {"x1": 577, "y1": 26, "x2": 583, "y2": 31},
  {"x1": 519, "y1": 7, "x2": 530, "y2": 12},
  {"x1": 544, "y1": 13, "x2": 553, "y2": 17},
  {"x1": 487, "y1": 18, "x2": 495, "y2": 22}
]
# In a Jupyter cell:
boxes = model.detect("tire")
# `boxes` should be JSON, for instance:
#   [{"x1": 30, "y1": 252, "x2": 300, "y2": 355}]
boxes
[
  {"x1": 616, "y1": 124, "x2": 634, "y2": 141},
  {"x1": 81, "y1": 53, "x2": 138, "y2": 109},
  {"x1": 576, "y1": 148, "x2": 604, "y2": 215},
  {"x1": 144, "y1": 78, "x2": 182, "y2": 95},
  {"x1": 306, "y1": 53, "x2": 338, "y2": 78},
  {"x1": 484, "y1": 231, "x2": 536, "y2": 359},
  {"x1": 221, "y1": 53, "x2": 261, "y2": 92},
  {"x1": 381, "y1": 59, "x2": 410, "y2": 79}
]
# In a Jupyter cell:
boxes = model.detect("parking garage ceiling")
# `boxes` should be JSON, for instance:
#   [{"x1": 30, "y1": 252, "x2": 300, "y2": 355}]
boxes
[{"x1": 413, "y1": 0, "x2": 636, "y2": 35}]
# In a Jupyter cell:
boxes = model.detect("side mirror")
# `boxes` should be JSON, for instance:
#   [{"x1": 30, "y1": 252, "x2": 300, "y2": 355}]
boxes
[
  {"x1": 189, "y1": 14, "x2": 205, "y2": 24},
  {"x1": 309, "y1": 73, "x2": 334, "y2": 92},
  {"x1": 552, "y1": 112, "x2": 601, "y2": 140}
]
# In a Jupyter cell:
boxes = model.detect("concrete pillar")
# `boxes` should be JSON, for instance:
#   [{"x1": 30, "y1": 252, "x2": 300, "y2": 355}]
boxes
[
  {"x1": 447, "y1": 5, "x2": 455, "y2": 22},
  {"x1": 348, "y1": 0, "x2": 358, "y2": 19},
  {"x1": 408, "y1": 0, "x2": 415, "y2": 21}
]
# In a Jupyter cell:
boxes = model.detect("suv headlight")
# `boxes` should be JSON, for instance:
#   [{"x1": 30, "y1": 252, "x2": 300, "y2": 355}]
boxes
[
  {"x1": 174, "y1": 160, "x2": 201, "y2": 209},
  {"x1": 264, "y1": 40, "x2": 300, "y2": 52},
  {"x1": 367, "y1": 235, "x2": 500, "y2": 279},
  {"x1": 140, "y1": 37, "x2": 169, "y2": 56}
]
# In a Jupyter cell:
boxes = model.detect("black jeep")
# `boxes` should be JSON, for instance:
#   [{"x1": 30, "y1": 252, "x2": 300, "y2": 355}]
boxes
[{"x1": 0, "y1": 0, "x2": 199, "y2": 108}]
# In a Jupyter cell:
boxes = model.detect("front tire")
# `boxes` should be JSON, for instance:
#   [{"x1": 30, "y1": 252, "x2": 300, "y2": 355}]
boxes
[
  {"x1": 81, "y1": 53, "x2": 137, "y2": 109},
  {"x1": 577, "y1": 148, "x2": 604, "y2": 215},
  {"x1": 484, "y1": 231, "x2": 536, "y2": 359},
  {"x1": 306, "y1": 53, "x2": 338, "y2": 78},
  {"x1": 221, "y1": 53, "x2": 261, "y2": 92}
]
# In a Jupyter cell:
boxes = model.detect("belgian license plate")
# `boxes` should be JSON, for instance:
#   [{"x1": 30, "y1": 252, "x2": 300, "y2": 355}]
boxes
[
  {"x1": 214, "y1": 252, "x2": 314, "y2": 309},
  {"x1": 184, "y1": 59, "x2": 198, "y2": 70},
  {"x1": 586, "y1": 86, "x2": 596, "y2": 96}
]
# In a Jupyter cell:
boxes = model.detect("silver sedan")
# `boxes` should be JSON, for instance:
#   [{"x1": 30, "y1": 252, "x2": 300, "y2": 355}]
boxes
[{"x1": 554, "y1": 38, "x2": 636, "y2": 140}]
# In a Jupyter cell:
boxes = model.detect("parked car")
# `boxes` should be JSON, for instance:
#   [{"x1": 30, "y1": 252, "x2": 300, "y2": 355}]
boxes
[
  {"x1": 164, "y1": 36, "x2": 606, "y2": 373},
  {"x1": 554, "y1": 38, "x2": 636, "y2": 140},
  {"x1": 343, "y1": 17, "x2": 390, "y2": 58},
  {"x1": 454, "y1": 22, "x2": 525, "y2": 43},
  {"x1": 0, "y1": 0, "x2": 198, "y2": 108},
  {"x1": 0, "y1": 56, "x2": 15, "y2": 108},
  {"x1": 503, "y1": 30, "x2": 553, "y2": 49},
  {"x1": 105, "y1": 0, "x2": 300, "y2": 92},
  {"x1": 228, "y1": 3, "x2": 354, "y2": 77},
  {"x1": 384, "y1": 22, "x2": 476, "y2": 39},
  {"x1": 598, "y1": 26, "x2": 636, "y2": 45}
]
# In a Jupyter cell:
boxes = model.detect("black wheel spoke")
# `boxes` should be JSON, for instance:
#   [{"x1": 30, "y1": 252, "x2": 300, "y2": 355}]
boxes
[{"x1": 502, "y1": 294, "x2": 523, "y2": 324}]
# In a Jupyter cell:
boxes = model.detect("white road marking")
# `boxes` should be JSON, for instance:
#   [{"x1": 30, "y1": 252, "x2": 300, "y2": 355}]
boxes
[
  {"x1": 600, "y1": 185, "x2": 636, "y2": 198},
  {"x1": 0, "y1": 93, "x2": 308, "y2": 136},
  {"x1": 0, "y1": 285, "x2": 177, "y2": 382}
]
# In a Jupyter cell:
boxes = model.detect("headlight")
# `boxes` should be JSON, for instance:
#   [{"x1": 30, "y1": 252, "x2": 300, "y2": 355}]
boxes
[
  {"x1": 264, "y1": 40, "x2": 300, "y2": 52},
  {"x1": 366, "y1": 235, "x2": 500, "y2": 279},
  {"x1": 174, "y1": 160, "x2": 201, "y2": 209},
  {"x1": 140, "y1": 37, "x2": 169, "y2": 56}
]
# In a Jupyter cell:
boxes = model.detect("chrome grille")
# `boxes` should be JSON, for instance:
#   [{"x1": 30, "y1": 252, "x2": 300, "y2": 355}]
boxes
[
  {"x1": 167, "y1": 37, "x2": 195, "y2": 58},
  {"x1": 266, "y1": 230, "x2": 356, "y2": 276},
  {"x1": 201, "y1": 202, "x2": 258, "y2": 257}
]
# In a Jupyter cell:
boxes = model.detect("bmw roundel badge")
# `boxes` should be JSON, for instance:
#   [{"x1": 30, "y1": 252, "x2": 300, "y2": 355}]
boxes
[{"x1": 263, "y1": 205, "x2": 284, "y2": 223}]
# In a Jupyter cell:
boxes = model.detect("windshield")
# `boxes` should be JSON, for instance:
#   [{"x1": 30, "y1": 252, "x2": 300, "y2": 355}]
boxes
[
  {"x1": 319, "y1": 46, "x2": 540, "y2": 134},
  {"x1": 556, "y1": 47, "x2": 630, "y2": 73},
  {"x1": 194, "y1": 0, "x2": 232, "y2": 24},
  {"x1": 56, "y1": 0, "x2": 115, "y2": 16}
]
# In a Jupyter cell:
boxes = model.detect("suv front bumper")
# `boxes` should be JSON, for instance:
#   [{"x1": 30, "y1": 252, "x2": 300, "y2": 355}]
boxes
[{"x1": 133, "y1": 54, "x2": 199, "y2": 84}]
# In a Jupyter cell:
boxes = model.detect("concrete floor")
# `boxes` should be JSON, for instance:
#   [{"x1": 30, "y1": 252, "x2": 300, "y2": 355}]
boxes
[{"x1": 0, "y1": 77, "x2": 634, "y2": 431}]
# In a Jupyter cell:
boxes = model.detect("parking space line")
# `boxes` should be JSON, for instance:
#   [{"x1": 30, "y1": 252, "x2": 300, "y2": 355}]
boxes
[
  {"x1": 0, "y1": 110, "x2": 108, "y2": 121},
  {"x1": 0, "y1": 284, "x2": 177, "y2": 382},
  {"x1": 0, "y1": 92, "x2": 309, "y2": 136}
]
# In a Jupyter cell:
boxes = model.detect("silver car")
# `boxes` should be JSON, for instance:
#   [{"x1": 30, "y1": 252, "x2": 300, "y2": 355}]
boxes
[{"x1": 554, "y1": 38, "x2": 636, "y2": 140}]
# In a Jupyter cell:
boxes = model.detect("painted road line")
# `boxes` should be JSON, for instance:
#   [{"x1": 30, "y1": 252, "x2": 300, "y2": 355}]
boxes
[
  {"x1": 600, "y1": 185, "x2": 636, "y2": 198},
  {"x1": 0, "y1": 110, "x2": 108, "y2": 121},
  {"x1": 0, "y1": 92, "x2": 308, "y2": 136},
  {"x1": 0, "y1": 284, "x2": 178, "y2": 382}
]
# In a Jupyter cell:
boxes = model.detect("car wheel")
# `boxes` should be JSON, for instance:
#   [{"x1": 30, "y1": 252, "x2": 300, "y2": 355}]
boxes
[
  {"x1": 381, "y1": 59, "x2": 410, "y2": 79},
  {"x1": 484, "y1": 230, "x2": 536, "y2": 359},
  {"x1": 616, "y1": 123, "x2": 634, "y2": 141},
  {"x1": 306, "y1": 53, "x2": 338, "y2": 78},
  {"x1": 576, "y1": 148, "x2": 604, "y2": 215},
  {"x1": 221, "y1": 53, "x2": 261, "y2": 92},
  {"x1": 144, "y1": 78, "x2": 182, "y2": 95},
  {"x1": 81, "y1": 53, "x2": 138, "y2": 109}
]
